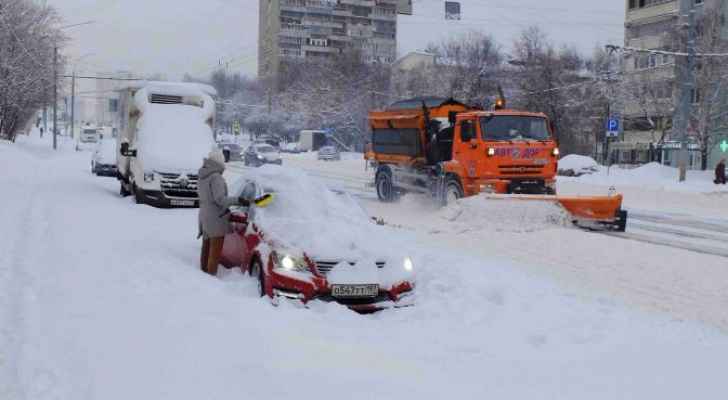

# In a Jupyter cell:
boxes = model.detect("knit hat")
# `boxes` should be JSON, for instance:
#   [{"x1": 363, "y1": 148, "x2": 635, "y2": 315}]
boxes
[{"x1": 208, "y1": 148, "x2": 225, "y2": 165}]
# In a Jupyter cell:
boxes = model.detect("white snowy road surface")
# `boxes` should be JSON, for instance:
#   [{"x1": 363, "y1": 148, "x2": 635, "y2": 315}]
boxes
[{"x1": 2, "y1": 135, "x2": 728, "y2": 399}]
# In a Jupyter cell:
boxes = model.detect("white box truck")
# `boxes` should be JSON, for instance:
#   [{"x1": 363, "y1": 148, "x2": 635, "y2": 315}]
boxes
[{"x1": 116, "y1": 81, "x2": 217, "y2": 207}]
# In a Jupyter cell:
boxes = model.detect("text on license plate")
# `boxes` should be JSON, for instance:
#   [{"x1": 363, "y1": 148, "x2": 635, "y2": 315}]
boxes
[
  {"x1": 331, "y1": 284, "x2": 379, "y2": 298},
  {"x1": 171, "y1": 199, "x2": 195, "y2": 206}
]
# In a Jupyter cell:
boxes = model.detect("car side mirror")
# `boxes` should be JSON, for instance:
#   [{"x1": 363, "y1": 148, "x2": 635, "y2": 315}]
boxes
[{"x1": 120, "y1": 142, "x2": 137, "y2": 157}]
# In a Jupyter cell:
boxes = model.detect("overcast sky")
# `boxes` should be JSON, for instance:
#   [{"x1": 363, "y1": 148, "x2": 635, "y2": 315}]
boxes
[{"x1": 47, "y1": 0, "x2": 625, "y2": 80}]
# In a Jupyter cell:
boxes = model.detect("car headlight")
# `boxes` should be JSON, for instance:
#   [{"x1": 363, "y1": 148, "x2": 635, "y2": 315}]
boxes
[
  {"x1": 275, "y1": 254, "x2": 309, "y2": 273},
  {"x1": 143, "y1": 171, "x2": 155, "y2": 182},
  {"x1": 403, "y1": 257, "x2": 414, "y2": 272},
  {"x1": 257, "y1": 154, "x2": 264, "y2": 159}
]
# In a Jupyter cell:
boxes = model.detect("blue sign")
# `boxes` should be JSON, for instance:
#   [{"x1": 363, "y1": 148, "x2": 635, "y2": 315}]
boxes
[{"x1": 606, "y1": 117, "x2": 620, "y2": 138}]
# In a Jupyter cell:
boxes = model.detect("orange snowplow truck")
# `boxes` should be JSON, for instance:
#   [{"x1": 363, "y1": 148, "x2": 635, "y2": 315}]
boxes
[{"x1": 365, "y1": 97, "x2": 628, "y2": 231}]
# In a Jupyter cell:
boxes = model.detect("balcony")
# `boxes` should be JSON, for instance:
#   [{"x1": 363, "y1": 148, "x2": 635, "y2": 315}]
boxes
[
  {"x1": 339, "y1": 0, "x2": 376, "y2": 7},
  {"x1": 626, "y1": 1, "x2": 678, "y2": 26}
]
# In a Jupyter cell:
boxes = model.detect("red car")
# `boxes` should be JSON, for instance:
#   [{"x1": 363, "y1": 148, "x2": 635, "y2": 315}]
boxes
[{"x1": 220, "y1": 167, "x2": 416, "y2": 312}]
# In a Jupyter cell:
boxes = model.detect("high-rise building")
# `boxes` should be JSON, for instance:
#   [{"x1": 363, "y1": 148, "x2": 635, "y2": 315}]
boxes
[{"x1": 258, "y1": 0, "x2": 401, "y2": 80}]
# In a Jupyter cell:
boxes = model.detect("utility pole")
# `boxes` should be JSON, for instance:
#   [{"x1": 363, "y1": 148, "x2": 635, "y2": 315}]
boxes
[
  {"x1": 71, "y1": 72, "x2": 76, "y2": 140},
  {"x1": 674, "y1": 0, "x2": 697, "y2": 182},
  {"x1": 53, "y1": 46, "x2": 58, "y2": 150}
]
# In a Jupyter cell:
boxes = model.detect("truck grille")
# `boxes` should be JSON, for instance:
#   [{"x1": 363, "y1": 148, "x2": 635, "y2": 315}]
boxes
[
  {"x1": 159, "y1": 172, "x2": 198, "y2": 198},
  {"x1": 315, "y1": 260, "x2": 386, "y2": 276},
  {"x1": 498, "y1": 165, "x2": 544, "y2": 175}
]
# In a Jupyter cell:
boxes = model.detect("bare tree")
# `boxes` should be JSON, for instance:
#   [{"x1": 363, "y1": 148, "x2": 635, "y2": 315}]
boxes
[{"x1": 0, "y1": 0, "x2": 65, "y2": 141}]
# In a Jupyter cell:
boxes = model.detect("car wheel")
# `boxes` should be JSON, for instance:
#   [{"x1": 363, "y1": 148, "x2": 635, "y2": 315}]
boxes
[
  {"x1": 444, "y1": 177, "x2": 464, "y2": 205},
  {"x1": 376, "y1": 167, "x2": 397, "y2": 202},
  {"x1": 250, "y1": 258, "x2": 265, "y2": 297}
]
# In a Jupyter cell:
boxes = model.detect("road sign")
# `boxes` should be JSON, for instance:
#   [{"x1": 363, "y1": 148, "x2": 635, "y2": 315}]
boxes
[
  {"x1": 606, "y1": 117, "x2": 620, "y2": 138},
  {"x1": 721, "y1": 139, "x2": 728, "y2": 153}
]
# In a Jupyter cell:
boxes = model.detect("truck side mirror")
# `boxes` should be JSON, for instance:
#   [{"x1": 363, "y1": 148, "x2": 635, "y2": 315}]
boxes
[{"x1": 120, "y1": 142, "x2": 137, "y2": 157}]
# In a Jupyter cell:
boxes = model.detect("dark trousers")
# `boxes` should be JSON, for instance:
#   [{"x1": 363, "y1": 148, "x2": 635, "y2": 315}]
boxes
[{"x1": 200, "y1": 237, "x2": 224, "y2": 275}]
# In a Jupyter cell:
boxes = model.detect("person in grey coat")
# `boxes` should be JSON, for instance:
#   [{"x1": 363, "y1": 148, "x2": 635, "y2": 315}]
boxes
[{"x1": 198, "y1": 149, "x2": 248, "y2": 275}]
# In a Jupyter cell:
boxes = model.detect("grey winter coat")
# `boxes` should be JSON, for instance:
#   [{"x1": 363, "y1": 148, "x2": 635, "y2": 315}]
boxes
[{"x1": 197, "y1": 158, "x2": 239, "y2": 238}]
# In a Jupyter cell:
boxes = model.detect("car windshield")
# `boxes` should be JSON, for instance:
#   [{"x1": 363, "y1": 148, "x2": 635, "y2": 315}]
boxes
[
  {"x1": 480, "y1": 116, "x2": 550, "y2": 141},
  {"x1": 257, "y1": 145, "x2": 275, "y2": 153}
]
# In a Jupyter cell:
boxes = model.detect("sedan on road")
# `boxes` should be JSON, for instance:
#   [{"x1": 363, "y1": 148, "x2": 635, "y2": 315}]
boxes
[
  {"x1": 220, "y1": 166, "x2": 415, "y2": 312},
  {"x1": 243, "y1": 144, "x2": 283, "y2": 167}
]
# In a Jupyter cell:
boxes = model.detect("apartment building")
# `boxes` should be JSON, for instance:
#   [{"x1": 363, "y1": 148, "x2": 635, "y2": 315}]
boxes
[
  {"x1": 258, "y1": 0, "x2": 402, "y2": 80},
  {"x1": 618, "y1": 0, "x2": 728, "y2": 168}
]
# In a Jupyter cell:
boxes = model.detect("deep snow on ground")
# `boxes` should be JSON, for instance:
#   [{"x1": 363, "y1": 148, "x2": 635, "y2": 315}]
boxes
[
  {"x1": 561, "y1": 161, "x2": 728, "y2": 194},
  {"x1": 3, "y1": 133, "x2": 728, "y2": 399}
]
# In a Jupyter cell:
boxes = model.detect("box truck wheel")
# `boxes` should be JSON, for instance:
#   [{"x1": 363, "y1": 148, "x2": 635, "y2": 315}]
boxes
[{"x1": 376, "y1": 167, "x2": 398, "y2": 202}]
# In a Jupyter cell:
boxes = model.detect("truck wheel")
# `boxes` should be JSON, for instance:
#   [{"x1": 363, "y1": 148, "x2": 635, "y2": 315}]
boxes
[
  {"x1": 444, "y1": 177, "x2": 464, "y2": 205},
  {"x1": 376, "y1": 167, "x2": 397, "y2": 202}
]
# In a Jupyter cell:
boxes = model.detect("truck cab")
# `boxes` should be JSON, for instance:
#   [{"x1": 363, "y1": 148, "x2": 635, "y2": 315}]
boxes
[{"x1": 447, "y1": 111, "x2": 559, "y2": 196}]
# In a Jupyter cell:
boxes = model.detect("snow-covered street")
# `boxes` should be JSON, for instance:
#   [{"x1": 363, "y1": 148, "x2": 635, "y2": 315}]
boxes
[{"x1": 3, "y1": 132, "x2": 728, "y2": 400}]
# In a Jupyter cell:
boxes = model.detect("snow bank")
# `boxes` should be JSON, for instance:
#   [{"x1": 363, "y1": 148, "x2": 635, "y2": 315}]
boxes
[
  {"x1": 564, "y1": 162, "x2": 728, "y2": 194},
  {"x1": 439, "y1": 195, "x2": 571, "y2": 233},
  {"x1": 558, "y1": 154, "x2": 599, "y2": 176}
]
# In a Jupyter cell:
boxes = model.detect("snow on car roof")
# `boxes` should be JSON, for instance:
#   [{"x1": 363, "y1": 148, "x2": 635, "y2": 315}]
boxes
[{"x1": 231, "y1": 166, "x2": 405, "y2": 263}]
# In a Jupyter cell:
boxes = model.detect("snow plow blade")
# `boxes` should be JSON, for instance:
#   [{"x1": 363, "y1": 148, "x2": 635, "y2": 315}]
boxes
[{"x1": 481, "y1": 194, "x2": 628, "y2": 232}]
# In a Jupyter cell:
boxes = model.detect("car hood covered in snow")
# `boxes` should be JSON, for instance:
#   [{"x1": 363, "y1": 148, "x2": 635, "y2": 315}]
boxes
[{"x1": 232, "y1": 166, "x2": 415, "y2": 284}]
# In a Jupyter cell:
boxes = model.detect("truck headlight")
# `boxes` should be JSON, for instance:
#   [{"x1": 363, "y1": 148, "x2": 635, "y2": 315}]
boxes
[
  {"x1": 143, "y1": 171, "x2": 155, "y2": 182},
  {"x1": 552, "y1": 148, "x2": 560, "y2": 157},
  {"x1": 487, "y1": 148, "x2": 495, "y2": 157},
  {"x1": 275, "y1": 254, "x2": 308, "y2": 272},
  {"x1": 403, "y1": 257, "x2": 414, "y2": 272}
]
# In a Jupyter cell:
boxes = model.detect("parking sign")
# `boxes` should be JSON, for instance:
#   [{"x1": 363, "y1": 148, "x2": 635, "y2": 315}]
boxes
[{"x1": 607, "y1": 117, "x2": 620, "y2": 138}]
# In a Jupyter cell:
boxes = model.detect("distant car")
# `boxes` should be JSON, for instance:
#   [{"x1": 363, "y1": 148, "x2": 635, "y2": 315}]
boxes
[
  {"x1": 244, "y1": 144, "x2": 282, "y2": 167},
  {"x1": 317, "y1": 145, "x2": 341, "y2": 161},
  {"x1": 279, "y1": 142, "x2": 301, "y2": 154},
  {"x1": 76, "y1": 127, "x2": 99, "y2": 151},
  {"x1": 218, "y1": 140, "x2": 243, "y2": 162},
  {"x1": 92, "y1": 137, "x2": 118, "y2": 177},
  {"x1": 220, "y1": 166, "x2": 415, "y2": 312}
]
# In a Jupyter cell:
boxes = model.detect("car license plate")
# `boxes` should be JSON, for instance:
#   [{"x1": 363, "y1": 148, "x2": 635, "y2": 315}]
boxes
[
  {"x1": 171, "y1": 199, "x2": 194, "y2": 206},
  {"x1": 331, "y1": 284, "x2": 379, "y2": 298}
]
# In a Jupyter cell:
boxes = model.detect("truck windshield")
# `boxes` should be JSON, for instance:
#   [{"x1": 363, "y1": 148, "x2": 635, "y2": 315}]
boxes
[{"x1": 480, "y1": 116, "x2": 550, "y2": 141}]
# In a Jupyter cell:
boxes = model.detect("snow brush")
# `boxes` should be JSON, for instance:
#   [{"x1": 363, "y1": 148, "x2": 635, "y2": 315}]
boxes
[{"x1": 253, "y1": 193, "x2": 274, "y2": 208}]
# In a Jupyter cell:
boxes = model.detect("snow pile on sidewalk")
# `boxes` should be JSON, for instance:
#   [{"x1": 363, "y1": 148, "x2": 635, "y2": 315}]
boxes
[
  {"x1": 439, "y1": 195, "x2": 571, "y2": 233},
  {"x1": 563, "y1": 162, "x2": 728, "y2": 193},
  {"x1": 558, "y1": 154, "x2": 599, "y2": 176}
]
